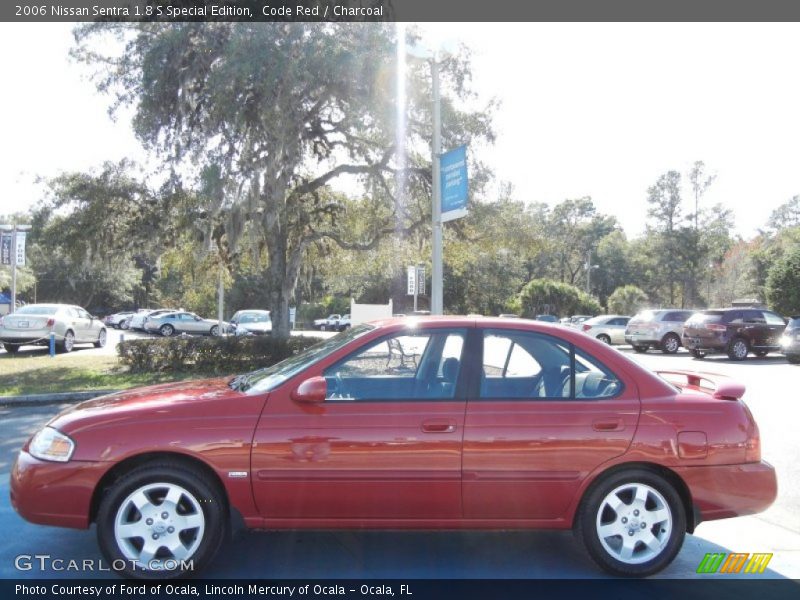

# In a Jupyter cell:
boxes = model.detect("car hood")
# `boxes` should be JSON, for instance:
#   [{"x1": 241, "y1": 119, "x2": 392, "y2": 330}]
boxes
[{"x1": 48, "y1": 377, "x2": 249, "y2": 436}]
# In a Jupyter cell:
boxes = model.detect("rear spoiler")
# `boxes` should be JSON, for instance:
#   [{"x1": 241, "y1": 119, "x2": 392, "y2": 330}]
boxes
[{"x1": 655, "y1": 370, "x2": 746, "y2": 401}]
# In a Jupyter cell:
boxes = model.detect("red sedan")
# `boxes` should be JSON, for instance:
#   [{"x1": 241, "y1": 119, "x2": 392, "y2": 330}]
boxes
[{"x1": 10, "y1": 317, "x2": 776, "y2": 578}]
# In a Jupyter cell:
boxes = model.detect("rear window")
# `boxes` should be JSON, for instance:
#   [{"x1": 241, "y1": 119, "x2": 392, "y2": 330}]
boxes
[
  {"x1": 13, "y1": 305, "x2": 59, "y2": 315},
  {"x1": 663, "y1": 311, "x2": 693, "y2": 322},
  {"x1": 631, "y1": 310, "x2": 658, "y2": 322}
]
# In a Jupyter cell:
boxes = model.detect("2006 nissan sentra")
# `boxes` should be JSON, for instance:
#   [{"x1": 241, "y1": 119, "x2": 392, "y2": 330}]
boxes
[{"x1": 10, "y1": 317, "x2": 776, "y2": 579}]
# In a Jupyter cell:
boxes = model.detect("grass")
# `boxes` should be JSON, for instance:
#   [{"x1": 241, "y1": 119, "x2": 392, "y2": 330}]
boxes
[{"x1": 0, "y1": 351, "x2": 214, "y2": 396}]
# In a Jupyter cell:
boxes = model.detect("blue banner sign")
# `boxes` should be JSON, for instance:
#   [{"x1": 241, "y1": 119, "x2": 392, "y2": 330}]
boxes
[
  {"x1": 0, "y1": 233, "x2": 11, "y2": 266},
  {"x1": 440, "y1": 145, "x2": 468, "y2": 222}
]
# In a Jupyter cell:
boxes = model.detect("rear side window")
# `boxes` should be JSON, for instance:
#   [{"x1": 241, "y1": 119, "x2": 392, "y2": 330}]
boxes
[
  {"x1": 763, "y1": 312, "x2": 786, "y2": 326},
  {"x1": 664, "y1": 311, "x2": 692, "y2": 322},
  {"x1": 632, "y1": 310, "x2": 657, "y2": 322},
  {"x1": 688, "y1": 311, "x2": 724, "y2": 325},
  {"x1": 789, "y1": 318, "x2": 800, "y2": 329},
  {"x1": 479, "y1": 329, "x2": 621, "y2": 400}
]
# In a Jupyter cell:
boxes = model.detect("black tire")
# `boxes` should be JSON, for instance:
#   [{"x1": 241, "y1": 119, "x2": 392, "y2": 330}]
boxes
[
  {"x1": 754, "y1": 350, "x2": 769, "y2": 358},
  {"x1": 58, "y1": 330, "x2": 75, "y2": 353},
  {"x1": 632, "y1": 345, "x2": 648, "y2": 354},
  {"x1": 597, "y1": 334, "x2": 612, "y2": 345},
  {"x1": 660, "y1": 333, "x2": 681, "y2": 355},
  {"x1": 120, "y1": 319, "x2": 130, "y2": 331},
  {"x1": 320, "y1": 324, "x2": 327, "y2": 331},
  {"x1": 786, "y1": 354, "x2": 800, "y2": 364},
  {"x1": 576, "y1": 468, "x2": 686, "y2": 577},
  {"x1": 96, "y1": 461, "x2": 227, "y2": 580},
  {"x1": 160, "y1": 324, "x2": 175, "y2": 337},
  {"x1": 727, "y1": 337, "x2": 749, "y2": 361},
  {"x1": 691, "y1": 349, "x2": 706, "y2": 359},
  {"x1": 209, "y1": 325, "x2": 219, "y2": 337},
  {"x1": 3, "y1": 343, "x2": 20, "y2": 354},
  {"x1": 94, "y1": 328, "x2": 107, "y2": 348}
]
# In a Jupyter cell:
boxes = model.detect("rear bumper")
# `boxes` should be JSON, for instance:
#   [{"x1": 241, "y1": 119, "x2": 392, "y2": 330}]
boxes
[
  {"x1": 625, "y1": 334, "x2": 660, "y2": 345},
  {"x1": 675, "y1": 461, "x2": 777, "y2": 525},
  {"x1": 10, "y1": 451, "x2": 108, "y2": 529}
]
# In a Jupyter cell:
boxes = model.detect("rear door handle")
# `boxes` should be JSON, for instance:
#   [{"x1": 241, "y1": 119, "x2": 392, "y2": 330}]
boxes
[
  {"x1": 421, "y1": 420, "x2": 456, "y2": 433},
  {"x1": 592, "y1": 419, "x2": 624, "y2": 432}
]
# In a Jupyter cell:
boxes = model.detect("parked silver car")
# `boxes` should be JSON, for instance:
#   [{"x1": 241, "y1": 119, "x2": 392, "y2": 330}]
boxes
[
  {"x1": 129, "y1": 308, "x2": 175, "y2": 332},
  {"x1": 580, "y1": 315, "x2": 631, "y2": 344},
  {"x1": 104, "y1": 311, "x2": 134, "y2": 329},
  {"x1": 229, "y1": 310, "x2": 271, "y2": 336},
  {"x1": 624, "y1": 309, "x2": 696, "y2": 354},
  {"x1": 0, "y1": 303, "x2": 107, "y2": 354},
  {"x1": 144, "y1": 311, "x2": 227, "y2": 337}
]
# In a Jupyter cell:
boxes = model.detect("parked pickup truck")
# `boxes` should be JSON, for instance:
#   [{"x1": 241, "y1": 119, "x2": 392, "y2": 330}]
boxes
[{"x1": 313, "y1": 314, "x2": 342, "y2": 331}]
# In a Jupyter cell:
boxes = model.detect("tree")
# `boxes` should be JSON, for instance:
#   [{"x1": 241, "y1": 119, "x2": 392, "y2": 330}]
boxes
[
  {"x1": 607, "y1": 285, "x2": 648, "y2": 315},
  {"x1": 684, "y1": 161, "x2": 717, "y2": 307},
  {"x1": 514, "y1": 278, "x2": 602, "y2": 318},
  {"x1": 767, "y1": 196, "x2": 800, "y2": 231},
  {"x1": 74, "y1": 23, "x2": 494, "y2": 337},
  {"x1": 646, "y1": 170, "x2": 683, "y2": 306},
  {"x1": 765, "y1": 245, "x2": 800, "y2": 315}
]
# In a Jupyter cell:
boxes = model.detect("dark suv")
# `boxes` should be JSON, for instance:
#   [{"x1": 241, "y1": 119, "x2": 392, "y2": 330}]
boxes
[
  {"x1": 781, "y1": 316, "x2": 800, "y2": 364},
  {"x1": 683, "y1": 308, "x2": 787, "y2": 360}
]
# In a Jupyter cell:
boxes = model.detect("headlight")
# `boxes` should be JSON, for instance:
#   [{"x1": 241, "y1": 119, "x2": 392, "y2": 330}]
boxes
[{"x1": 29, "y1": 427, "x2": 75, "y2": 462}]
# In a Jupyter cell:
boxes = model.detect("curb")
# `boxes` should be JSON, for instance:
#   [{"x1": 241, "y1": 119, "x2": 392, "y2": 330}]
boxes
[{"x1": 0, "y1": 390, "x2": 121, "y2": 407}]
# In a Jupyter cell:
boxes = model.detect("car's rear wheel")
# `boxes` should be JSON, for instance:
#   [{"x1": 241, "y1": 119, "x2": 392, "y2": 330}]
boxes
[
  {"x1": 597, "y1": 334, "x2": 612, "y2": 345},
  {"x1": 660, "y1": 333, "x2": 681, "y2": 354},
  {"x1": 209, "y1": 325, "x2": 219, "y2": 336},
  {"x1": 94, "y1": 329, "x2": 107, "y2": 348},
  {"x1": 96, "y1": 462, "x2": 227, "y2": 579},
  {"x1": 577, "y1": 469, "x2": 686, "y2": 577},
  {"x1": 120, "y1": 319, "x2": 130, "y2": 331},
  {"x1": 59, "y1": 330, "x2": 75, "y2": 353},
  {"x1": 727, "y1": 337, "x2": 749, "y2": 361},
  {"x1": 632, "y1": 345, "x2": 648, "y2": 353},
  {"x1": 691, "y1": 349, "x2": 706, "y2": 359},
  {"x1": 3, "y1": 343, "x2": 20, "y2": 354},
  {"x1": 160, "y1": 324, "x2": 174, "y2": 337}
]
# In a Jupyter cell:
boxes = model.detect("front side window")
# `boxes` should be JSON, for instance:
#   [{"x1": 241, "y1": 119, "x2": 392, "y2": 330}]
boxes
[
  {"x1": 763, "y1": 311, "x2": 786, "y2": 326},
  {"x1": 480, "y1": 329, "x2": 621, "y2": 400},
  {"x1": 323, "y1": 329, "x2": 467, "y2": 401}
]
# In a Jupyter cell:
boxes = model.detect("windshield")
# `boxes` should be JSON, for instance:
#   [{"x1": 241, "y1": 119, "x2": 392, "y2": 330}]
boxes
[
  {"x1": 238, "y1": 312, "x2": 270, "y2": 323},
  {"x1": 233, "y1": 324, "x2": 375, "y2": 394}
]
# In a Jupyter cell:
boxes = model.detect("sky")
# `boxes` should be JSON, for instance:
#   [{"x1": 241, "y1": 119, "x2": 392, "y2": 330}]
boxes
[{"x1": 2, "y1": 22, "x2": 800, "y2": 238}]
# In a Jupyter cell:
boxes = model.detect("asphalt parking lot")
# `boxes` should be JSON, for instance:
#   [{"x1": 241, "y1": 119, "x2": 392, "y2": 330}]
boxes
[{"x1": 0, "y1": 344, "x2": 798, "y2": 580}]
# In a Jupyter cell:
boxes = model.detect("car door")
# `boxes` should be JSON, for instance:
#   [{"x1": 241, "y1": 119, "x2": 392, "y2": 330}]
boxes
[
  {"x1": 72, "y1": 307, "x2": 94, "y2": 342},
  {"x1": 250, "y1": 326, "x2": 470, "y2": 521},
  {"x1": 462, "y1": 327, "x2": 640, "y2": 521},
  {"x1": 608, "y1": 318, "x2": 629, "y2": 344}
]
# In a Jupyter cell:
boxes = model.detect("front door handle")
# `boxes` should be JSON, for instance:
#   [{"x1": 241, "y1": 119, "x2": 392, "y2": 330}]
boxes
[
  {"x1": 592, "y1": 419, "x2": 624, "y2": 432},
  {"x1": 421, "y1": 420, "x2": 456, "y2": 433}
]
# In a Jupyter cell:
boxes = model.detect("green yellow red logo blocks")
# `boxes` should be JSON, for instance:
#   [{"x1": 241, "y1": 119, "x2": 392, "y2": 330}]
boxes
[{"x1": 696, "y1": 552, "x2": 773, "y2": 574}]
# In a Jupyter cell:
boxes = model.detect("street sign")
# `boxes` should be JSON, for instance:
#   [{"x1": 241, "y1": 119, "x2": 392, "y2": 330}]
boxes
[
  {"x1": 440, "y1": 145, "x2": 468, "y2": 222},
  {"x1": 15, "y1": 231, "x2": 26, "y2": 266},
  {"x1": 417, "y1": 267, "x2": 426, "y2": 295},
  {"x1": 407, "y1": 265, "x2": 417, "y2": 295},
  {"x1": 0, "y1": 233, "x2": 10, "y2": 266}
]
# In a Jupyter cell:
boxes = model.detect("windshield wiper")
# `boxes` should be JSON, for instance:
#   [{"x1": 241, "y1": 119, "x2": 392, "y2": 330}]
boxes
[{"x1": 228, "y1": 374, "x2": 252, "y2": 391}]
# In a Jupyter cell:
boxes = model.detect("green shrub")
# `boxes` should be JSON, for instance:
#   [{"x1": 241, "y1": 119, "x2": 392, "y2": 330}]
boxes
[
  {"x1": 516, "y1": 278, "x2": 603, "y2": 318},
  {"x1": 117, "y1": 335, "x2": 323, "y2": 374}
]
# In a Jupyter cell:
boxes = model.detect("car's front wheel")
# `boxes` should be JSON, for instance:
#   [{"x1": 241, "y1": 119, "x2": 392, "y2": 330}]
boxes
[
  {"x1": 209, "y1": 325, "x2": 219, "y2": 337},
  {"x1": 96, "y1": 461, "x2": 227, "y2": 579},
  {"x1": 94, "y1": 329, "x2": 107, "y2": 348},
  {"x1": 577, "y1": 469, "x2": 686, "y2": 577}
]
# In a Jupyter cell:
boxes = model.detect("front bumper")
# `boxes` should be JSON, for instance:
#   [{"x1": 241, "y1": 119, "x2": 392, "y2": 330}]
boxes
[
  {"x1": 675, "y1": 460, "x2": 777, "y2": 524},
  {"x1": 10, "y1": 451, "x2": 109, "y2": 529}
]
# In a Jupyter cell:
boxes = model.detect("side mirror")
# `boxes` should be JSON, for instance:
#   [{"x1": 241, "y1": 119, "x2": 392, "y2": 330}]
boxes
[{"x1": 291, "y1": 376, "x2": 327, "y2": 403}]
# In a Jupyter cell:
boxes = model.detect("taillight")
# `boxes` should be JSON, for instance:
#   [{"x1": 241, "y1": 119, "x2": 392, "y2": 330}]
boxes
[
  {"x1": 707, "y1": 323, "x2": 727, "y2": 332},
  {"x1": 46, "y1": 318, "x2": 55, "y2": 327},
  {"x1": 582, "y1": 324, "x2": 591, "y2": 332},
  {"x1": 742, "y1": 403, "x2": 761, "y2": 463}
]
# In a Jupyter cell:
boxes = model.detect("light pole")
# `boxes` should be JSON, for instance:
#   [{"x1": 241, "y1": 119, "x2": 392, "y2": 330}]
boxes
[{"x1": 1, "y1": 223, "x2": 32, "y2": 311}]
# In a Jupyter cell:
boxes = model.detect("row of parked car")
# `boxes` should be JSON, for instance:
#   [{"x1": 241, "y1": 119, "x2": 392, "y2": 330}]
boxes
[
  {"x1": 104, "y1": 308, "x2": 274, "y2": 338},
  {"x1": 568, "y1": 308, "x2": 800, "y2": 363}
]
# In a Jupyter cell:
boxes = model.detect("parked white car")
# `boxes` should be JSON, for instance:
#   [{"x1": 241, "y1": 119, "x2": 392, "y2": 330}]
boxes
[
  {"x1": 229, "y1": 310, "x2": 272, "y2": 336},
  {"x1": 580, "y1": 315, "x2": 631, "y2": 345},
  {"x1": 313, "y1": 314, "x2": 342, "y2": 331},
  {"x1": 0, "y1": 303, "x2": 106, "y2": 353}
]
